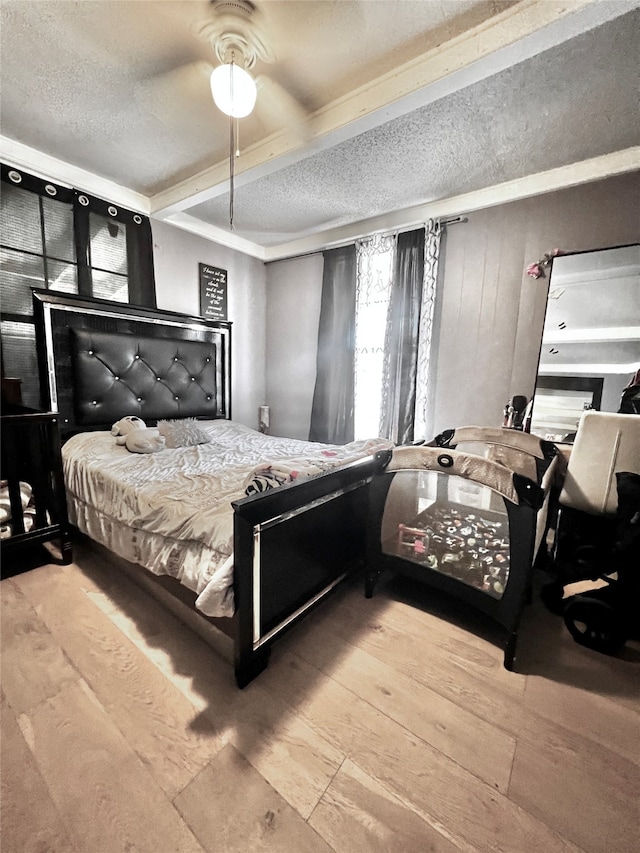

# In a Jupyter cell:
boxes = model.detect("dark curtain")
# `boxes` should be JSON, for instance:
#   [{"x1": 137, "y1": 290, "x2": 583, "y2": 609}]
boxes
[
  {"x1": 73, "y1": 188, "x2": 156, "y2": 308},
  {"x1": 1, "y1": 164, "x2": 156, "y2": 309},
  {"x1": 379, "y1": 228, "x2": 425, "y2": 444},
  {"x1": 126, "y1": 217, "x2": 157, "y2": 308},
  {"x1": 309, "y1": 245, "x2": 357, "y2": 444}
]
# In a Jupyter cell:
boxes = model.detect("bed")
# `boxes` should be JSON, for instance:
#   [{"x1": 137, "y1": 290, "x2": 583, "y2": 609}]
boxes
[{"x1": 33, "y1": 288, "x2": 391, "y2": 687}]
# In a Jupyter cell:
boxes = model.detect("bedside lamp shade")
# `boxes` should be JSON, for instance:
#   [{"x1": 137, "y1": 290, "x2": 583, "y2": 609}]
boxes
[{"x1": 258, "y1": 405, "x2": 270, "y2": 433}]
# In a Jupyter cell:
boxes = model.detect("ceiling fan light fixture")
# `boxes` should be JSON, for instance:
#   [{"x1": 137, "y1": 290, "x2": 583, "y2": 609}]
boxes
[{"x1": 210, "y1": 62, "x2": 257, "y2": 118}]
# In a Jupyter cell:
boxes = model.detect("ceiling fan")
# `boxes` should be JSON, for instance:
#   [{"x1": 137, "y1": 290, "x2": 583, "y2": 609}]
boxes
[
  {"x1": 197, "y1": 0, "x2": 272, "y2": 117},
  {"x1": 143, "y1": 1, "x2": 310, "y2": 229},
  {"x1": 194, "y1": 0, "x2": 309, "y2": 133}
]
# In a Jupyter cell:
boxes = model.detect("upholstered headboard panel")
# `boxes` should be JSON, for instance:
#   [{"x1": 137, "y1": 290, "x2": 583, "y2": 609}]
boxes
[
  {"x1": 33, "y1": 289, "x2": 231, "y2": 435},
  {"x1": 71, "y1": 328, "x2": 222, "y2": 426}
]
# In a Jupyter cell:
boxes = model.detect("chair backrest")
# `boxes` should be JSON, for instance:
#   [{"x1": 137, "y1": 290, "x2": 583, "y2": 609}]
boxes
[{"x1": 559, "y1": 411, "x2": 640, "y2": 516}]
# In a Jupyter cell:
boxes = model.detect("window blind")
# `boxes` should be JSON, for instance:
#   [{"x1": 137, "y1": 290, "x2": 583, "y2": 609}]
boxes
[{"x1": 0, "y1": 164, "x2": 156, "y2": 408}]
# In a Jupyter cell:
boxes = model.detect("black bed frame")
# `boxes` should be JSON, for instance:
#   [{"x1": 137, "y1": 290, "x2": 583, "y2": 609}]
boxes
[
  {"x1": 33, "y1": 289, "x2": 376, "y2": 687},
  {"x1": 1, "y1": 404, "x2": 73, "y2": 568}
]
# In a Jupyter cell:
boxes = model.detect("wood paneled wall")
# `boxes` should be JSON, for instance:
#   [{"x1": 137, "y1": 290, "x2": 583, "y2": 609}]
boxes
[{"x1": 428, "y1": 172, "x2": 640, "y2": 435}]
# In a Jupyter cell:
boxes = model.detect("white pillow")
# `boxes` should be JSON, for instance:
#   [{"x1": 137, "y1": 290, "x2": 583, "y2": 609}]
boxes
[{"x1": 156, "y1": 418, "x2": 211, "y2": 448}]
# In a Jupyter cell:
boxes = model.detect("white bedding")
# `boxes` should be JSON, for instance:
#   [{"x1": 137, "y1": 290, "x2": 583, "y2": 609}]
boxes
[{"x1": 62, "y1": 420, "x2": 391, "y2": 617}]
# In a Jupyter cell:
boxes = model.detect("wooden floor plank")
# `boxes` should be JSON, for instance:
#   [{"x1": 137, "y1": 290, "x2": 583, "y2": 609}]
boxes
[
  {"x1": 0, "y1": 578, "x2": 79, "y2": 714},
  {"x1": 82, "y1": 551, "x2": 347, "y2": 819},
  {"x1": 328, "y1": 577, "x2": 528, "y2": 696},
  {"x1": 309, "y1": 758, "x2": 463, "y2": 853},
  {"x1": 18, "y1": 678, "x2": 206, "y2": 853},
  {"x1": 13, "y1": 562, "x2": 228, "y2": 801},
  {"x1": 229, "y1": 685, "x2": 346, "y2": 820},
  {"x1": 302, "y1": 580, "x2": 640, "y2": 764},
  {"x1": 276, "y1": 615, "x2": 516, "y2": 793},
  {"x1": 174, "y1": 742, "x2": 334, "y2": 853},
  {"x1": 3, "y1": 546, "x2": 637, "y2": 853},
  {"x1": 260, "y1": 650, "x2": 584, "y2": 853},
  {"x1": 523, "y1": 672, "x2": 640, "y2": 766},
  {"x1": 1, "y1": 690, "x2": 77, "y2": 853},
  {"x1": 277, "y1": 586, "x2": 531, "y2": 738},
  {"x1": 16, "y1": 555, "x2": 346, "y2": 820},
  {"x1": 509, "y1": 732, "x2": 640, "y2": 853},
  {"x1": 518, "y1": 599, "x2": 640, "y2": 730}
]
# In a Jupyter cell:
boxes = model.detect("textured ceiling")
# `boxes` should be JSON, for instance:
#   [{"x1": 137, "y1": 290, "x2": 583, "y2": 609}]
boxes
[
  {"x1": 1, "y1": 0, "x2": 639, "y2": 257},
  {"x1": 191, "y1": 11, "x2": 640, "y2": 244}
]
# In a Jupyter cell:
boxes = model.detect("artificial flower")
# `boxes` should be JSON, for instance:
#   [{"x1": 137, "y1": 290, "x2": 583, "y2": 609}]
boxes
[{"x1": 526, "y1": 248, "x2": 563, "y2": 279}]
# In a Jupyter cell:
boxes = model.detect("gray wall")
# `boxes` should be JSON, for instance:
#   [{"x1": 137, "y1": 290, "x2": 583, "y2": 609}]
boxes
[
  {"x1": 265, "y1": 253, "x2": 324, "y2": 439},
  {"x1": 265, "y1": 172, "x2": 640, "y2": 441},
  {"x1": 151, "y1": 219, "x2": 266, "y2": 429}
]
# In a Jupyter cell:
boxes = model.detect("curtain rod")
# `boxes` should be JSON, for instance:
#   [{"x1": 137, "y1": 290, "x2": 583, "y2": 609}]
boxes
[
  {"x1": 266, "y1": 215, "x2": 468, "y2": 263},
  {"x1": 356, "y1": 215, "x2": 468, "y2": 245}
]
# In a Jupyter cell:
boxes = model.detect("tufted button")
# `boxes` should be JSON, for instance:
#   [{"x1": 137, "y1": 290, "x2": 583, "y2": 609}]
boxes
[
  {"x1": 191, "y1": 377, "x2": 195, "y2": 381},
  {"x1": 137, "y1": 397, "x2": 142, "y2": 402},
  {"x1": 174, "y1": 357, "x2": 178, "y2": 362},
  {"x1": 156, "y1": 377, "x2": 161, "y2": 381},
  {"x1": 135, "y1": 354, "x2": 140, "y2": 360},
  {"x1": 206, "y1": 357, "x2": 210, "y2": 362},
  {"x1": 207, "y1": 395, "x2": 212, "y2": 401},
  {"x1": 114, "y1": 376, "x2": 119, "y2": 381},
  {"x1": 174, "y1": 396, "x2": 179, "y2": 401},
  {"x1": 92, "y1": 400, "x2": 98, "y2": 405},
  {"x1": 88, "y1": 350, "x2": 94, "y2": 355}
]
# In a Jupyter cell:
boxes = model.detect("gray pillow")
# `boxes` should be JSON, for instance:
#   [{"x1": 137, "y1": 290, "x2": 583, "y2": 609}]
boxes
[{"x1": 156, "y1": 418, "x2": 211, "y2": 448}]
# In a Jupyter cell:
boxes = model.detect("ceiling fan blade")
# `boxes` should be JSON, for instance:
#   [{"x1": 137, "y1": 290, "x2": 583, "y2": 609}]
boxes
[
  {"x1": 137, "y1": 60, "x2": 214, "y2": 123},
  {"x1": 254, "y1": 75, "x2": 311, "y2": 143}
]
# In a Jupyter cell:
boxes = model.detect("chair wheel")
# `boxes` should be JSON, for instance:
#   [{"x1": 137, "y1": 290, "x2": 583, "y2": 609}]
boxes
[{"x1": 563, "y1": 596, "x2": 627, "y2": 655}]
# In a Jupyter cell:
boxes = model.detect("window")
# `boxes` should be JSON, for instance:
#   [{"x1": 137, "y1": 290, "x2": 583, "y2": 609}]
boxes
[
  {"x1": 354, "y1": 234, "x2": 395, "y2": 439},
  {"x1": 0, "y1": 165, "x2": 155, "y2": 408}
]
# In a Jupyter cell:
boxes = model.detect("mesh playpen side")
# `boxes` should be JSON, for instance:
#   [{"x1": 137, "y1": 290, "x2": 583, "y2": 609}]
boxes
[{"x1": 366, "y1": 444, "x2": 557, "y2": 669}]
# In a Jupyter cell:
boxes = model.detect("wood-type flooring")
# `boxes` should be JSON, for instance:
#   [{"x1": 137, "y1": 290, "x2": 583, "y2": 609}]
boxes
[{"x1": 1, "y1": 540, "x2": 638, "y2": 853}]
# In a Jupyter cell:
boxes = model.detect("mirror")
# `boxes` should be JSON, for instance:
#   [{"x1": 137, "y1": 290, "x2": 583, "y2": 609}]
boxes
[{"x1": 530, "y1": 243, "x2": 640, "y2": 441}]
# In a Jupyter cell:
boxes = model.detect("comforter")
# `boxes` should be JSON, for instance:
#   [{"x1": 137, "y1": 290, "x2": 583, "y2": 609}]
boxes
[{"x1": 62, "y1": 420, "x2": 391, "y2": 617}]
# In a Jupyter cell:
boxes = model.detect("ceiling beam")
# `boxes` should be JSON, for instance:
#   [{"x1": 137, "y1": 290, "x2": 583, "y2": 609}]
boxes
[
  {"x1": 150, "y1": 0, "x2": 626, "y2": 218},
  {"x1": 260, "y1": 148, "x2": 640, "y2": 261}
]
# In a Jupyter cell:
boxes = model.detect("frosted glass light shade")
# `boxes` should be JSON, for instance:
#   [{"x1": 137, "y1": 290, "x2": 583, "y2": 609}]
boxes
[{"x1": 210, "y1": 63, "x2": 257, "y2": 118}]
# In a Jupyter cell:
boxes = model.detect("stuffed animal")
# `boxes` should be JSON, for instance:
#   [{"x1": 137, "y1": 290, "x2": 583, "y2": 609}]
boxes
[
  {"x1": 110, "y1": 416, "x2": 165, "y2": 454},
  {"x1": 111, "y1": 415, "x2": 146, "y2": 444}
]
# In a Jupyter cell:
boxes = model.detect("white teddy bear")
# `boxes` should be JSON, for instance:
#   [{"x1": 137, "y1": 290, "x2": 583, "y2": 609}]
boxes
[{"x1": 110, "y1": 416, "x2": 166, "y2": 454}]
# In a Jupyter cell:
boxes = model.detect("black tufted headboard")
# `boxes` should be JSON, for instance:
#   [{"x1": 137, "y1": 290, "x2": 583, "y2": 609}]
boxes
[{"x1": 33, "y1": 289, "x2": 231, "y2": 436}]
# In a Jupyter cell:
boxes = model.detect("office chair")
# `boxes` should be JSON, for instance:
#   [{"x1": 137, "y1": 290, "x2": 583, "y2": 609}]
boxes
[{"x1": 548, "y1": 410, "x2": 640, "y2": 654}]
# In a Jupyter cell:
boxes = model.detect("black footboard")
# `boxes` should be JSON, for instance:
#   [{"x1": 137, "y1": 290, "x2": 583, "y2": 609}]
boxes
[{"x1": 231, "y1": 454, "x2": 377, "y2": 687}]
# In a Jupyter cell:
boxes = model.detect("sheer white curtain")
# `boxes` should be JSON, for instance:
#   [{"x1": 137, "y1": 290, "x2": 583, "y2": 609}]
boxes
[
  {"x1": 354, "y1": 220, "x2": 441, "y2": 442},
  {"x1": 354, "y1": 233, "x2": 396, "y2": 439},
  {"x1": 414, "y1": 219, "x2": 442, "y2": 439}
]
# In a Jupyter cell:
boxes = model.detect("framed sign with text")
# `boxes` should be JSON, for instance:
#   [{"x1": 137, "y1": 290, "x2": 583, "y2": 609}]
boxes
[{"x1": 199, "y1": 264, "x2": 228, "y2": 321}]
